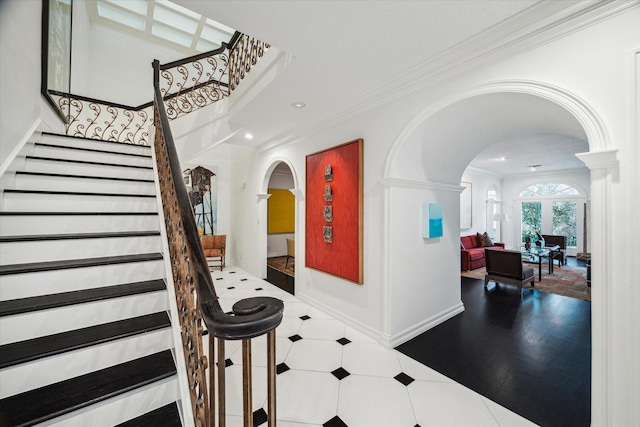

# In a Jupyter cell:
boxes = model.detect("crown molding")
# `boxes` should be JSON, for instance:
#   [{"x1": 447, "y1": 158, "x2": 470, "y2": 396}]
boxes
[
  {"x1": 258, "y1": 1, "x2": 635, "y2": 154},
  {"x1": 380, "y1": 178, "x2": 463, "y2": 193}
]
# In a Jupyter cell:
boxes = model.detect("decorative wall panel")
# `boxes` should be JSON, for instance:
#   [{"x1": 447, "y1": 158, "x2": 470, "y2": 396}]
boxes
[{"x1": 305, "y1": 139, "x2": 363, "y2": 284}]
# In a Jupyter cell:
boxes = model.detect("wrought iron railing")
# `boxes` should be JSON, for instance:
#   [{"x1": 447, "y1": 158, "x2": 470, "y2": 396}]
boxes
[
  {"x1": 157, "y1": 31, "x2": 269, "y2": 120},
  {"x1": 153, "y1": 53, "x2": 282, "y2": 427},
  {"x1": 49, "y1": 90, "x2": 152, "y2": 145},
  {"x1": 51, "y1": 31, "x2": 269, "y2": 145}
]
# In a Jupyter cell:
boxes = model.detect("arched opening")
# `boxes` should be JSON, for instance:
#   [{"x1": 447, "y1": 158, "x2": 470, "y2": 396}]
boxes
[
  {"x1": 384, "y1": 81, "x2": 613, "y2": 426},
  {"x1": 260, "y1": 159, "x2": 298, "y2": 294}
]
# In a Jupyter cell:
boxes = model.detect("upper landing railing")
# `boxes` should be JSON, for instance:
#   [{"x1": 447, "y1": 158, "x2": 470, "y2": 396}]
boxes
[{"x1": 52, "y1": 32, "x2": 269, "y2": 145}]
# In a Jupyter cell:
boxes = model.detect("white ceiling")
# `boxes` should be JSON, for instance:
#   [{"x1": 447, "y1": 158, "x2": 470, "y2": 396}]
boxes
[{"x1": 161, "y1": 0, "x2": 597, "y2": 175}]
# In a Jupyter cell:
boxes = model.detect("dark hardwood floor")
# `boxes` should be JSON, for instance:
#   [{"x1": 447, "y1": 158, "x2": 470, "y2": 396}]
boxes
[
  {"x1": 397, "y1": 257, "x2": 591, "y2": 427},
  {"x1": 266, "y1": 266, "x2": 295, "y2": 295}
]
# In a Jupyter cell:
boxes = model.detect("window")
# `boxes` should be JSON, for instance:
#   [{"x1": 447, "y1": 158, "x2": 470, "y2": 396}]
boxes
[
  {"x1": 91, "y1": 0, "x2": 235, "y2": 53},
  {"x1": 518, "y1": 181, "x2": 584, "y2": 252}
]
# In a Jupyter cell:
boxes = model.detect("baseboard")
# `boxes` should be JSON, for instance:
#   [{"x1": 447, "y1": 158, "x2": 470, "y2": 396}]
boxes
[
  {"x1": 381, "y1": 302, "x2": 465, "y2": 348},
  {"x1": 0, "y1": 118, "x2": 42, "y2": 179},
  {"x1": 294, "y1": 293, "x2": 383, "y2": 344}
]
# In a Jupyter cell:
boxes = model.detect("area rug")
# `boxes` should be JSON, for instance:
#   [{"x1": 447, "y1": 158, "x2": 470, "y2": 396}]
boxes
[
  {"x1": 267, "y1": 256, "x2": 294, "y2": 277},
  {"x1": 462, "y1": 265, "x2": 591, "y2": 301}
]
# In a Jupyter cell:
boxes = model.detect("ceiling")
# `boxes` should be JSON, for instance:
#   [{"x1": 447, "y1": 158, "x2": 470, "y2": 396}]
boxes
[{"x1": 158, "y1": 0, "x2": 598, "y2": 175}]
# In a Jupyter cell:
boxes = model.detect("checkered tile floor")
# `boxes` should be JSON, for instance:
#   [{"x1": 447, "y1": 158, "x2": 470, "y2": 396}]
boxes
[{"x1": 206, "y1": 265, "x2": 537, "y2": 427}]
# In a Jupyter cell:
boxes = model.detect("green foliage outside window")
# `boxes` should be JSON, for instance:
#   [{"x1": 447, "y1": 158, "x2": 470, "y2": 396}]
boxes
[
  {"x1": 521, "y1": 201, "x2": 541, "y2": 243},
  {"x1": 553, "y1": 201, "x2": 577, "y2": 246}
]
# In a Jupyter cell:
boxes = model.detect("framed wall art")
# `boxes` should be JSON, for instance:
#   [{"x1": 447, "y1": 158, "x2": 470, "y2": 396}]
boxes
[
  {"x1": 305, "y1": 138, "x2": 363, "y2": 284},
  {"x1": 460, "y1": 181, "x2": 472, "y2": 229}
]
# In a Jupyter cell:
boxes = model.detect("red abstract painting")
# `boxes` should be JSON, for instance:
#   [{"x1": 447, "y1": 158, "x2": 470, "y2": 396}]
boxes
[{"x1": 305, "y1": 139, "x2": 363, "y2": 284}]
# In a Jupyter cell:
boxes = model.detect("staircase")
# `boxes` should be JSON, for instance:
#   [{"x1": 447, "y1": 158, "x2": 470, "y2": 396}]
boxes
[{"x1": 0, "y1": 133, "x2": 183, "y2": 426}]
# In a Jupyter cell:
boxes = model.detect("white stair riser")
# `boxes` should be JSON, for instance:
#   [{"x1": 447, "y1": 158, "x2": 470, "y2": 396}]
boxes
[
  {"x1": 40, "y1": 376, "x2": 180, "y2": 427},
  {"x1": 24, "y1": 157, "x2": 154, "y2": 180},
  {"x1": 0, "y1": 291, "x2": 169, "y2": 345},
  {"x1": 41, "y1": 135, "x2": 152, "y2": 157},
  {"x1": 0, "y1": 235, "x2": 162, "y2": 265},
  {"x1": 0, "y1": 214, "x2": 160, "y2": 236},
  {"x1": 0, "y1": 259, "x2": 165, "y2": 300},
  {"x1": 33, "y1": 145, "x2": 153, "y2": 168},
  {"x1": 0, "y1": 328, "x2": 174, "y2": 398},
  {"x1": 3, "y1": 192, "x2": 158, "y2": 213},
  {"x1": 13, "y1": 173, "x2": 156, "y2": 195}
]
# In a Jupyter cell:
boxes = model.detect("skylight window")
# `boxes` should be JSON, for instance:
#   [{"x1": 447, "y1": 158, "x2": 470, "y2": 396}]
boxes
[
  {"x1": 97, "y1": 2, "x2": 146, "y2": 31},
  {"x1": 91, "y1": 0, "x2": 236, "y2": 53},
  {"x1": 153, "y1": 6, "x2": 198, "y2": 34}
]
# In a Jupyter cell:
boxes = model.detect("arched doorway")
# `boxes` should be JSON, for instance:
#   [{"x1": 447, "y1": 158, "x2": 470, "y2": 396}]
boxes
[
  {"x1": 260, "y1": 159, "x2": 299, "y2": 293},
  {"x1": 383, "y1": 81, "x2": 615, "y2": 422}
]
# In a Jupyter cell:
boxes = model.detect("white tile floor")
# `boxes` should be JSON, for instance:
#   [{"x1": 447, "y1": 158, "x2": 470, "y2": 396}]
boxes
[{"x1": 206, "y1": 265, "x2": 538, "y2": 427}]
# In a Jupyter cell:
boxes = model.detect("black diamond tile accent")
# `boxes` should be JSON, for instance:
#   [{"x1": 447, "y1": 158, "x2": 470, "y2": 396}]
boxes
[
  {"x1": 394, "y1": 372, "x2": 415, "y2": 386},
  {"x1": 300, "y1": 315, "x2": 311, "y2": 321},
  {"x1": 255, "y1": 287, "x2": 263, "y2": 291},
  {"x1": 323, "y1": 415, "x2": 348, "y2": 427},
  {"x1": 216, "y1": 277, "x2": 223, "y2": 280},
  {"x1": 227, "y1": 286, "x2": 236, "y2": 290},
  {"x1": 331, "y1": 367, "x2": 350, "y2": 380},
  {"x1": 253, "y1": 408, "x2": 267, "y2": 426},
  {"x1": 202, "y1": 330, "x2": 209, "y2": 336},
  {"x1": 241, "y1": 278, "x2": 248, "y2": 281},
  {"x1": 229, "y1": 271, "x2": 236, "y2": 274},
  {"x1": 276, "y1": 363, "x2": 290, "y2": 375},
  {"x1": 225, "y1": 358, "x2": 233, "y2": 367},
  {"x1": 337, "y1": 337, "x2": 351, "y2": 346},
  {"x1": 288, "y1": 334, "x2": 303, "y2": 342}
]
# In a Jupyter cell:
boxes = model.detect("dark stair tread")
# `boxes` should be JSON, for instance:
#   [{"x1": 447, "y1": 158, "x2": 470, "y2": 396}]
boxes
[
  {"x1": 25, "y1": 155, "x2": 153, "y2": 170},
  {"x1": 0, "y1": 312, "x2": 171, "y2": 369},
  {"x1": 115, "y1": 402, "x2": 182, "y2": 427},
  {"x1": 0, "y1": 350, "x2": 176, "y2": 427},
  {"x1": 3, "y1": 189, "x2": 156, "y2": 198},
  {"x1": 42, "y1": 132, "x2": 152, "y2": 151},
  {"x1": 35, "y1": 142, "x2": 152, "y2": 159},
  {"x1": 0, "y1": 230, "x2": 160, "y2": 243},
  {"x1": 0, "y1": 279, "x2": 166, "y2": 317},
  {"x1": 0, "y1": 252, "x2": 163, "y2": 276},
  {"x1": 0, "y1": 211, "x2": 158, "y2": 216},
  {"x1": 15, "y1": 170, "x2": 154, "y2": 183}
]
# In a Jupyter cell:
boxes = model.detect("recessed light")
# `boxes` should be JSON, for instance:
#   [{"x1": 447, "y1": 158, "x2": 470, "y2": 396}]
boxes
[
  {"x1": 497, "y1": 157, "x2": 507, "y2": 161},
  {"x1": 292, "y1": 102, "x2": 306, "y2": 108},
  {"x1": 244, "y1": 133, "x2": 254, "y2": 140}
]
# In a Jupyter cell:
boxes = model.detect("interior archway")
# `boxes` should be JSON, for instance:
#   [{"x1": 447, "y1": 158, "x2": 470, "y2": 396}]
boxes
[
  {"x1": 259, "y1": 159, "x2": 298, "y2": 291},
  {"x1": 384, "y1": 80, "x2": 613, "y2": 423}
]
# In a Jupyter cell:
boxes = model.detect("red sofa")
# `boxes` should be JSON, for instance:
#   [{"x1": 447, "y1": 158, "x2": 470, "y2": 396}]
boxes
[{"x1": 461, "y1": 234, "x2": 505, "y2": 271}]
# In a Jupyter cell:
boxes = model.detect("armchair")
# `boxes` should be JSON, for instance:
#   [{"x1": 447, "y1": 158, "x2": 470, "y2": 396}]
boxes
[
  {"x1": 484, "y1": 248, "x2": 535, "y2": 295},
  {"x1": 541, "y1": 234, "x2": 567, "y2": 266},
  {"x1": 202, "y1": 235, "x2": 226, "y2": 271}
]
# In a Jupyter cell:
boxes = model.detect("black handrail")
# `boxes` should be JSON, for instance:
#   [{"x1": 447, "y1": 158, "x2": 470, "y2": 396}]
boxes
[{"x1": 152, "y1": 59, "x2": 284, "y2": 338}]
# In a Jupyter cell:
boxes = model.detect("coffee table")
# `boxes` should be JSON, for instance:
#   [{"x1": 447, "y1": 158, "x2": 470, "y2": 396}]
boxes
[{"x1": 520, "y1": 245, "x2": 560, "y2": 281}]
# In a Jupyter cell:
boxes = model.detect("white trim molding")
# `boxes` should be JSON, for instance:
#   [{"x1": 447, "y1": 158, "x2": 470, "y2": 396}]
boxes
[{"x1": 575, "y1": 149, "x2": 619, "y2": 170}]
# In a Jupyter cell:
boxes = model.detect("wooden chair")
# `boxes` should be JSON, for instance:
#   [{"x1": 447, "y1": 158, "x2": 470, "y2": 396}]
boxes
[
  {"x1": 202, "y1": 235, "x2": 226, "y2": 271},
  {"x1": 484, "y1": 248, "x2": 535, "y2": 295},
  {"x1": 285, "y1": 238, "x2": 295, "y2": 269}
]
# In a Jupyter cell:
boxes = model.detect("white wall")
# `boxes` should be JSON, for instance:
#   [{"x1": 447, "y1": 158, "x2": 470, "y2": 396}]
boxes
[
  {"x1": 459, "y1": 169, "x2": 502, "y2": 238},
  {"x1": 218, "y1": 8, "x2": 639, "y2": 424},
  {"x1": 0, "y1": 0, "x2": 64, "y2": 173}
]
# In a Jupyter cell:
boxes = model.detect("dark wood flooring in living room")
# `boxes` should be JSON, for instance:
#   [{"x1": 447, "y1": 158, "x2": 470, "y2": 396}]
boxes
[{"x1": 396, "y1": 257, "x2": 591, "y2": 427}]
